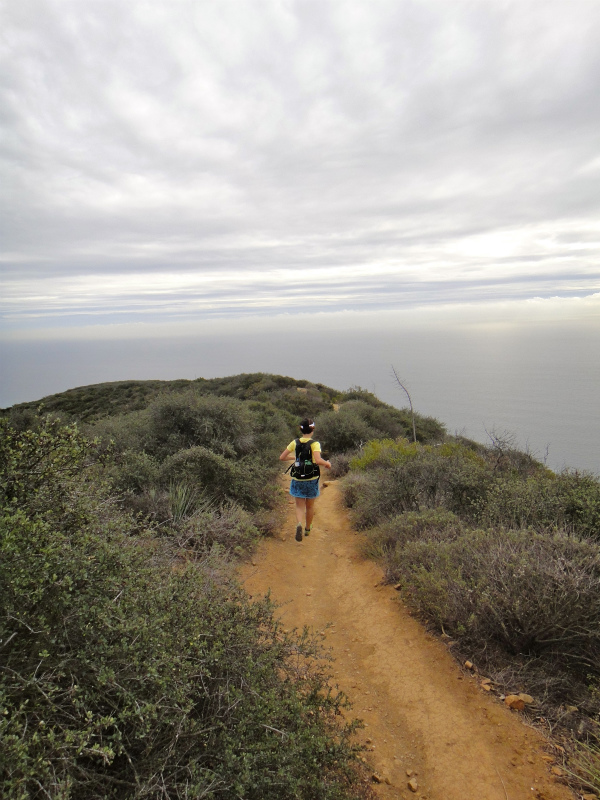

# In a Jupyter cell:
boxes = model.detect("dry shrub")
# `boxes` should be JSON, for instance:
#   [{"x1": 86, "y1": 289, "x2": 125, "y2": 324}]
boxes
[
  {"x1": 362, "y1": 509, "x2": 464, "y2": 574},
  {"x1": 346, "y1": 440, "x2": 493, "y2": 528},
  {"x1": 329, "y1": 452, "x2": 355, "y2": 479},
  {"x1": 341, "y1": 472, "x2": 373, "y2": 511},
  {"x1": 480, "y1": 471, "x2": 600, "y2": 539},
  {"x1": 388, "y1": 527, "x2": 600, "y2": 681},
  {"x1": 178, "y1": 502, "x2": 261, "y2": 556}
]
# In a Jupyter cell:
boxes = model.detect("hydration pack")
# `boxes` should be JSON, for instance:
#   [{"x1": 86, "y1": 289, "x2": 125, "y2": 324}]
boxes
[{"x1": 289, "y1": 438, "x2": 320, "y2": 480}]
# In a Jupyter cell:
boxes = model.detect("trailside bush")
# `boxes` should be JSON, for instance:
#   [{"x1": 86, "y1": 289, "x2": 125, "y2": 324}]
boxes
[
  {"x1": 387, "y1": 528, "x2": 600, "y2": 680},
  {"x1": 316, "y1": 402, "x2": 381, "y2": 454},
  {"x1": 177, "y1": 502, "x2": 260, "y2": 556},
  {"x1": 344, "y1": 441, "x2": 492, "y2": 527},
  {"x1": 362, "y1": 509, "x2": 465, "y2": 574},
  {"x1": 480, "y1": 470, "x2": 600, "y2": 539},
  {"x1": 0, "y1": 419, "x2": 370, "y2": 800},
  {"x1": 146, "y1": 391, "x2": 257, "y2": 459},
  {"x1": 317, "y1": 400, "x2": 445, "y2": 454},
  {"x1": 159, "y1": 446, "x2": 276, "y2": 510}
]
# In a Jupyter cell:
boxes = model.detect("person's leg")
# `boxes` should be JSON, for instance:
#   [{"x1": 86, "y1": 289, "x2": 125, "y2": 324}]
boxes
[
  {"x1": 295, "y1": 498, "x2": 306, "y2": 525},
  {"x1": 305, "y1": 498, "x2": 316, "y2": 531},
  {"x1": 294, "y1": 498, "x2": 306, "y2": 541}
]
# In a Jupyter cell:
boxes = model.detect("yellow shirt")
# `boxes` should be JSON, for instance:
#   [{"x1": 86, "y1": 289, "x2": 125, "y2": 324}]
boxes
[{"x1": 286, "y1": 437, "x2": 321, "y2": 454}]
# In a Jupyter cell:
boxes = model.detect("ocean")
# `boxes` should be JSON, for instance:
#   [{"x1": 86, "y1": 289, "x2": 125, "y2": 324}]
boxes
[{"x1": 2, "y1": 313, "x2": 599, "y2": 475}]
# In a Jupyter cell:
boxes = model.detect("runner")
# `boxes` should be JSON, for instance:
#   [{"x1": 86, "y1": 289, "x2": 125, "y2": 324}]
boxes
[{"x1": 279, "y1": 417, "x2": 331, "y2": 542}]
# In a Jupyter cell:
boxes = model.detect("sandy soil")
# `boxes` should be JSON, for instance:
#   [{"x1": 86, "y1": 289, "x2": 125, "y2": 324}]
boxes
[{"x1": 241, "y1": 479, "x2": 578, "y2": 800}]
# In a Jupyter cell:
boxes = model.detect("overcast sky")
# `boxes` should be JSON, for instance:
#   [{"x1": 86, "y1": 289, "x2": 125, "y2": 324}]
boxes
[{"x1": 2, "y1": 0, "x2": 599, "y2": 336}]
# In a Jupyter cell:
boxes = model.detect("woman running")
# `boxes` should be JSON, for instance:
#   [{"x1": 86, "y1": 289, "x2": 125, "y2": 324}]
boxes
[{"x1": 279, "y1": 417, "x2": 331, "y2": 542}]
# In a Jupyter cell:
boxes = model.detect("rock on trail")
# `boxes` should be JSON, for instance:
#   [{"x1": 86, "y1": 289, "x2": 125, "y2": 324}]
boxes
[{"x1": 241, "y1": 480, "x2": 576, "y2": 800}]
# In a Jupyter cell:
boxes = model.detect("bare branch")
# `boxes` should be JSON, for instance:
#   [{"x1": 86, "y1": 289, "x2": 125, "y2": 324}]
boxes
[{"x1": 391, "y1": 366, "x2": 417, "y2": 443}]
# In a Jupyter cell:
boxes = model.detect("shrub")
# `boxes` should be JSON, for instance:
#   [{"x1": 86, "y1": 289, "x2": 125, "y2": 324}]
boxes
[
  {"x1": 159, "y1": 446, "x2": 275, "y2": 511},
  {"x1": 146, "y1": 391, "x2": 257, "y2": 459},
  {"x1": 0, "y1": 419, "x2": 370, "y2": 800},
  {"x1": 345, "y1": 441, "x2": 492, "y2": 527},
  {"x1": 316, "y1": 403, "x2": 381, "y2": 454},
  {"x1": 109, "y1": 449, "x2": 160, "y2": 494},
  {"x1": 478, "y1": 470, "x2": 600, "y2": 539},
  {"x1": 329, "y1": 452, "x2": 355, "y2": 479},
  {"x1": 362, "y1": 509, "x2": 464, "y2": 572},
  {"x1": 386, "y1": 527, "x2": 600, "y2": 678},
  {"x1": 177, "y1": 502, "x2": 260, "y2": 556}
]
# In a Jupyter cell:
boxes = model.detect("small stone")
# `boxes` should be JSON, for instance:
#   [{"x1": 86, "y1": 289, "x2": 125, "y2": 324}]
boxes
[
  {"x1": 550, "y1": 766, "x2": 563, "y2": 776},
  {"x1": 393, "y1": 583, "x2": 402, "y2": 590},
  {"x1": 371, "y1": 773, "x2": 383, "y2": 784},
  {"x1": 480, "y1": 678, "x2": 492, "y2": 685},
  {"x1": 518, "y1": 693, "x2": 534, "y2": 705},
  {"x1": 565, "y1": 705, "x2": 578, "y2": 713},
  {"x1": 465, "y1": 660, "x2": 474, "y2": 670},
  {"x1": 406, "y1": 769, "x2": 414, "y2": 777},
  {"x1": 582, "y1": 794, "x2": 597, "y2": 800},
  {"x1": 408, "y1": 777, "x2": 419, "y2": 792},
  {"x1": 365, "y1": 738, "x2": 372, "y2": 744},
  {"x1": 481, "y1": 683, "x2": 492, "y2": 691},
  {"x1": 505, "y1": 694, "x2": 526, "y2": 711},
  {"x1": 541, "y1": 755, "x2": 554, "y2": 763}
]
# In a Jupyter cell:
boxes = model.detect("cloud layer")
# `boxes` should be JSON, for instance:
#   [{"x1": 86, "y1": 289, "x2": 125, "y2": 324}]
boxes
[{"x1": 2, "y1": 0, "x2": 600, "y2": 328}]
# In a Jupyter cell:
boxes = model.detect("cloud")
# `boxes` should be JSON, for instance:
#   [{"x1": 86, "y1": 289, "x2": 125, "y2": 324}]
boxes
[{"x1": 1, "y1": 0, "x2": 600, "y2": 328}]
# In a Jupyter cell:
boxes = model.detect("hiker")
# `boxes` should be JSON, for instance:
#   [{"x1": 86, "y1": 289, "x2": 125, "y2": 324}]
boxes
[{"x1": 279, "y1": 417, "x2": 331, "y2": 542}]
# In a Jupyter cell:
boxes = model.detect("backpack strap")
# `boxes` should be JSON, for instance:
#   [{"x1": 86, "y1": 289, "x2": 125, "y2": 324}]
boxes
[{"x1": 284, "y1": 438, "x2": 301, "y2": 474}]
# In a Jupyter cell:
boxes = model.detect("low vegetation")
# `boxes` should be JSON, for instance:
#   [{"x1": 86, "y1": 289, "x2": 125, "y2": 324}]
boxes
[
  {"x1": 5, "y1": 374, "x2": 428, "y2": 799},
  {"x1": 0, "y1": 415, "x2": 372, "y2": 799},
  {"x1": 343, "y1": 436, "x2": 600, "y2": 791},
  {"x1": 4, "y1": 372, "x2": 599, "y2": 795}
]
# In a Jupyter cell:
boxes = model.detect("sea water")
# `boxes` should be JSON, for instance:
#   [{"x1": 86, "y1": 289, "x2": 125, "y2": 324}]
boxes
[{"x1": 2, "y1": 316, "x2": 598, "y2": 475}]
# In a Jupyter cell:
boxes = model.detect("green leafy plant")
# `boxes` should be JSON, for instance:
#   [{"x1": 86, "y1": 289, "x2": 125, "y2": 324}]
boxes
[{"x1": 0, "y1": 418, "x2": 371, "y2": 800}]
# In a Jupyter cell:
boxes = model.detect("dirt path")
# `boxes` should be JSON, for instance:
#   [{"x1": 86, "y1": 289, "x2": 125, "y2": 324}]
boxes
[{"x1": 241, "y1": 480, "x2": 579, "y2": 800}]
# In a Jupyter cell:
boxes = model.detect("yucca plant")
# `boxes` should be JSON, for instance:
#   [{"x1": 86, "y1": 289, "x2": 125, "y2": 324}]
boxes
[{"x1": 168, "y1": 482, "x2": 200, "y2": 523}]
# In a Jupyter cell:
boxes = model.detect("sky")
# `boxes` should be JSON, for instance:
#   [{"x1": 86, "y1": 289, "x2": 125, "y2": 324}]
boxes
[{"x1": 1, "y1": 0, "x2": 599, "y2": 459}]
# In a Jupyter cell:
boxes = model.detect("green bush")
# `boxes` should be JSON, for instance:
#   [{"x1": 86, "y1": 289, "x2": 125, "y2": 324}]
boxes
[
  {"x1": 0, "y1": 418, "x2": 369, "y2": 800},
  {"x1": 109, "y1": 449, "x2": 160, "y2": 494},
  {"x1": 480, "y1": 471, "x2": 600, "y2": 539},
  {"x1": 178, "y1": 502, "x2": 261, "y2": 556},
  {"x1": 344, "y1": 440, "x2": 492, "y2": 527},
  {"x1": 317, "y1": 400, "x2": 445, "y2": 454},
  {"x1": 384, "y1": 526, "x2": 600, "y2": 676},
  {"x1": 146, "y1": 391, "x2": 257, "y2": 459},
  {"x1": 159, "y1": 446, "x2": 276, "y2": 511}
]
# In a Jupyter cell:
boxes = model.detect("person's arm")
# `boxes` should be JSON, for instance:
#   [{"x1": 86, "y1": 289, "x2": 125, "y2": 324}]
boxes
[
  {"x1": 312, "y1": 443, "x2": 331, "y2": 469},
  {"x1": 279, "y1": 446, "x2": 295, "y2": 462},
  {"x1": 313, "y1": 451, "x2": 331, "y2": 469}
]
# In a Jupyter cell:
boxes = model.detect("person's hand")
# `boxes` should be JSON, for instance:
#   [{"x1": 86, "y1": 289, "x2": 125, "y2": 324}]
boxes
[{"x1": 325, "y1": 460, "x2": 331, "y2": 469}]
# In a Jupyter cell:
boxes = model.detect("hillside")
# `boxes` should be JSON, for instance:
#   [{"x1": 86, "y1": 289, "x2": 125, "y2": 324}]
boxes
[{"x1": 1, "y1": 373, "x2": 599, "y2": 799}]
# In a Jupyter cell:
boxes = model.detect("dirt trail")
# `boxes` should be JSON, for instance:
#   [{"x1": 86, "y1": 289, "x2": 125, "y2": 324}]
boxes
[{"x1": 241, "y1": 480, "x2": 577, "y2": 800}]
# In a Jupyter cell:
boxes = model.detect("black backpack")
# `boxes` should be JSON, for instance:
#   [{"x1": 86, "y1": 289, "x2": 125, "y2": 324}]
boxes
[{"x1": 289, "y1": 438, "x2": 320, "y2": 480}]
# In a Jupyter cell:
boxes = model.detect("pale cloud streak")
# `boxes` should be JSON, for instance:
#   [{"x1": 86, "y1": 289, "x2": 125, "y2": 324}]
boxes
[{"x1": 1, "y1": 0, "x2": 599, "y2": 331}]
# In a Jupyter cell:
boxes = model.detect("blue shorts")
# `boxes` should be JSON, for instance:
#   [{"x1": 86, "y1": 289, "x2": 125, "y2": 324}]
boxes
[{"x1": 290, "y1": 479, "x2": 320, "y2": 499}]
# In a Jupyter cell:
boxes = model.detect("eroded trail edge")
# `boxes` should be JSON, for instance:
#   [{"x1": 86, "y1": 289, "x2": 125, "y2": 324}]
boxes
[{"x1": 241, "y1": 481, "x2": 575, "y2": 800}]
